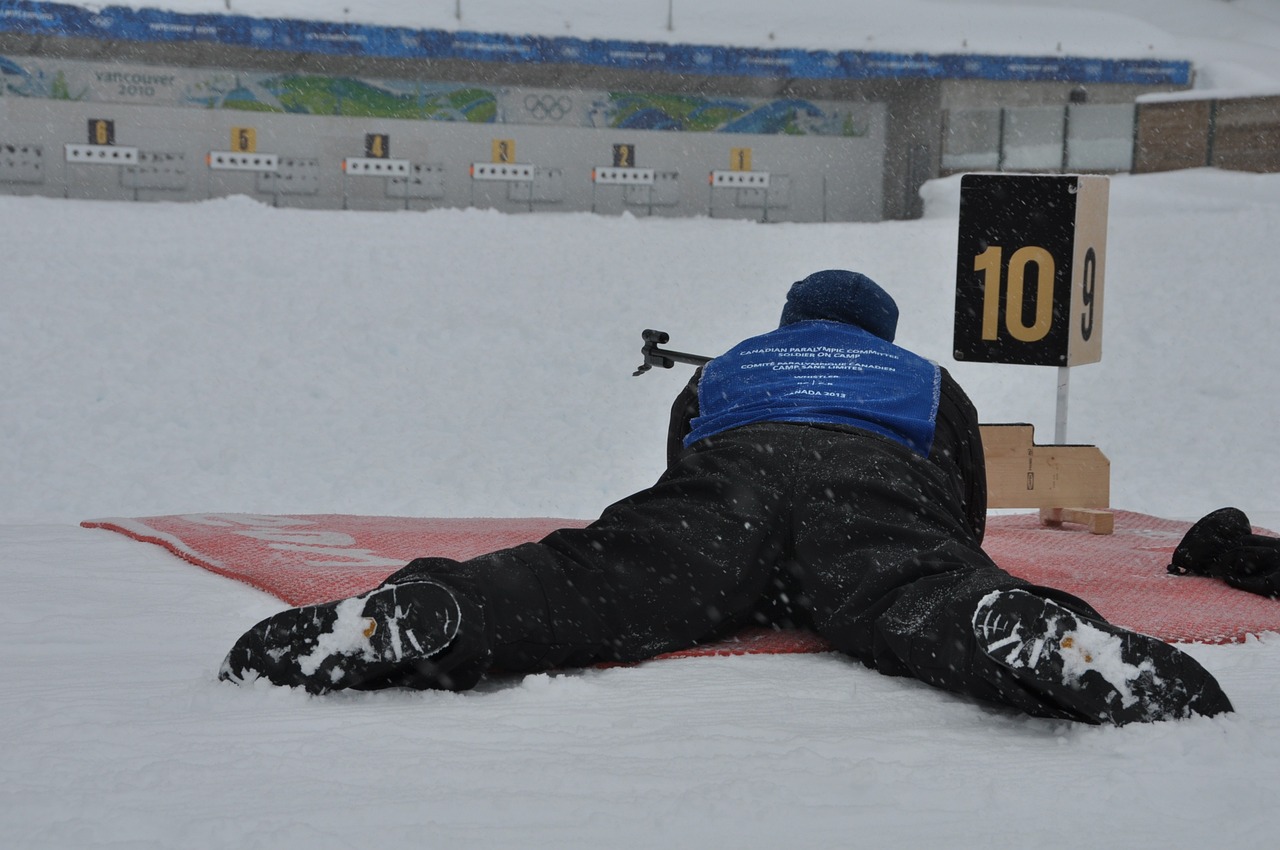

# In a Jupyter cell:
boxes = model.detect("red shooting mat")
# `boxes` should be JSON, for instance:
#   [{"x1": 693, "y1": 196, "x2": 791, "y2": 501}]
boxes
[{"x1": 82, "y1": 510, "x2": 1280, "y2": 651}]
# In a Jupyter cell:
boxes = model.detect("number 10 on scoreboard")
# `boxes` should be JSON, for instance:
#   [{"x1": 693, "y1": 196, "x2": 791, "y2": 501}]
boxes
[{"x1": 953, "y1": 174, "x2": 1108, "y2": 367}]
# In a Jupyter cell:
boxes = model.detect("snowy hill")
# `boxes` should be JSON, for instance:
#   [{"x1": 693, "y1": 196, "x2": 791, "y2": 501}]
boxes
[{"x1": 5, "y1": 168, "x2": 1280, "y2": 523}]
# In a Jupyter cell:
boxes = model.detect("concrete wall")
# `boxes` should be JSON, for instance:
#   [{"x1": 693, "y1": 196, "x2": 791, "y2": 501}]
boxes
[
  {"x1": 942, "y1": 79, "x2": 1184, "y2": 110},
  {"x1": 0, "y1": 94, "x2": 889, "y2": 221}
]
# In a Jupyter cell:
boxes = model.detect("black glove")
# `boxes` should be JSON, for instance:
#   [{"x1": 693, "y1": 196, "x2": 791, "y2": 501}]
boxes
[{"x1": 1169, "y1": 507, "x2": 1280, "y2": 598}]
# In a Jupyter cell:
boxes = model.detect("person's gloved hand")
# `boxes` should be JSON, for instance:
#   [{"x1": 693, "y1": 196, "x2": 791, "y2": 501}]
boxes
[{"x1": 1169, "y1": 507, "x2": 1280, "y2": 598}]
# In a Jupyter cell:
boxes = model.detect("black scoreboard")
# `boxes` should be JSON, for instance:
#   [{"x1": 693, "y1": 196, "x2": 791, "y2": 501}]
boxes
[{"x1": 954, "y1": 174, "x2": 1108, "y2": 367}]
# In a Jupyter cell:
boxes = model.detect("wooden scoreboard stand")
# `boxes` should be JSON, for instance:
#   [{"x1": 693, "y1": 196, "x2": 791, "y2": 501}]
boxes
[{"x1": 956, "y1": 174, "x2": 1114, "y2": 534}]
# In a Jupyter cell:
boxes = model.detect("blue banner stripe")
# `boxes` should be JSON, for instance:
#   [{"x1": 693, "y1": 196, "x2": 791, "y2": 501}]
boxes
[{"x1": 0, "y1": 1, "x2": 1192, "y2": 86}]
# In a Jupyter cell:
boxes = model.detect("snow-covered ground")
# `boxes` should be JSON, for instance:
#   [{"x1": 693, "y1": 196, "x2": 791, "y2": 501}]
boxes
[
  {"x1": 6, "y1": 169, "x2": 1279, "y2": 524},
  {"x1": 5, "y1": 2, "x2": 1280, "y2": 848},
  {"x1": 5, "y1": 168, "x2": 1280, "y2": 850}
]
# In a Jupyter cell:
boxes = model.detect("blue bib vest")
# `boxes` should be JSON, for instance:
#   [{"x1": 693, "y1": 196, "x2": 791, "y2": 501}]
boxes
[{"x1": 684, "y1": 321, "x2": 941, "y2": 456}]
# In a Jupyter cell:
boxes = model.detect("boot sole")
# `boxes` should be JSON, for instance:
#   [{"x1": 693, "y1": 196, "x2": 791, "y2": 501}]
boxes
[
  {"x1": 220, "y1": 581, "x2": 461, "y2": 694},
  {"x1": 973, "y1": 589, "x2": 1232, "y2": 725}
]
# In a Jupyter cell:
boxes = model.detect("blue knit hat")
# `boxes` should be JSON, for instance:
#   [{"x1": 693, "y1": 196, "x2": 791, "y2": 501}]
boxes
[{"x1": 778, "y1": 270, "x2": 899, "y2": 342}]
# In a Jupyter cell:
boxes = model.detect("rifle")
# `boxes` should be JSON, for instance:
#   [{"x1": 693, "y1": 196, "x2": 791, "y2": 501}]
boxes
[{"x1": 632, "y1": 329, "x2": 712, "y2": 376}]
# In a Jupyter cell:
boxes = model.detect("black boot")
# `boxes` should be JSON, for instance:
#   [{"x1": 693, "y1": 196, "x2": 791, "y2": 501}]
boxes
[
  {"x1": 972, "y1": 590, "x2": 1233, "y2": 725},
  {"x1": 1170, "y1": 507, "x2": 1280, "y2": 597},
  {"x1": 220, "y1": 581, "x2": 463, "y2": 694}
]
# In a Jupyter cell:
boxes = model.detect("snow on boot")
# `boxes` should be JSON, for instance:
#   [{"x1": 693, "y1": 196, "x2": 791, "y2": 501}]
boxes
[
  {"x1": 972, "y1": 589, "x2": 1233, "y2": 725},
  {"x1": 220, "y1": 581, "x2": 462, "y2": 694}
]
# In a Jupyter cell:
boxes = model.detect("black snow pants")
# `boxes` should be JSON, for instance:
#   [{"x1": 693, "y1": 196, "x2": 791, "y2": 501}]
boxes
[{"x1": 390, "y1": 422, "x2": 1102, "y2": 718}]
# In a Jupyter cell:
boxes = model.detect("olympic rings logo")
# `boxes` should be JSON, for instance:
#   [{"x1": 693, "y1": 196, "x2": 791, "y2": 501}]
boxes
[{"x1": 524, "y1": 94, "x2": 573, "y2": 121}]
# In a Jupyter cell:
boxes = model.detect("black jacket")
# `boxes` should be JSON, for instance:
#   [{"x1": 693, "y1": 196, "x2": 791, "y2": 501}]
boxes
[{"x1": 665, "y1": 365, "x2": 988, "y2": 542}]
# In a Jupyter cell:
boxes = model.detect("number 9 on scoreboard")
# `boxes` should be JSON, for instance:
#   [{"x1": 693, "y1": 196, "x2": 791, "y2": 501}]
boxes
[{"x1": 953, "y1": 174, "x2": 1108, "y2": 367}]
